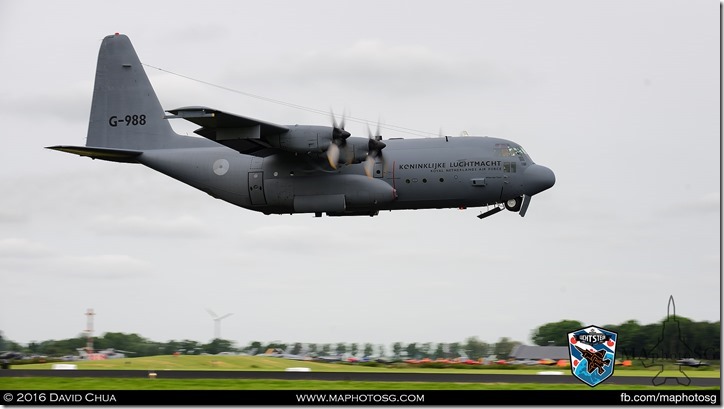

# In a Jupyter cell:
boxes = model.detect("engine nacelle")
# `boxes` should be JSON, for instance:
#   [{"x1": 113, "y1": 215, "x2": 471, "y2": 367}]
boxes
[
  {"x1": 266, "y1": 127, "x2": 372, "y2": 165},
  {"x1": 340, "y1": 137, "x2": 374, "y2": 163},
  {"x1": 265, "y1": 125, "x2": 334, "y2": 154}
]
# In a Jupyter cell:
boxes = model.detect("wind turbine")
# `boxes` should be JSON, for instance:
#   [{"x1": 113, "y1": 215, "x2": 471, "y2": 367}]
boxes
[{"x1": 206, "y1": 308, "x2": 233, "y2": 340}]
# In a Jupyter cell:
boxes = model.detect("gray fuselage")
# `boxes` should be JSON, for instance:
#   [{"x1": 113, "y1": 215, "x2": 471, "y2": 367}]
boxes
[{"x1": 137, "y1": 135, "x2": 551, "y2": 216}]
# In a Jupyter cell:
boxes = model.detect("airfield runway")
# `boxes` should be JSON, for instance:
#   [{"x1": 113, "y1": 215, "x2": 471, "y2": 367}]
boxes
[{"x1": 1, "y1": 369, "x2": 720, "y2": 386}]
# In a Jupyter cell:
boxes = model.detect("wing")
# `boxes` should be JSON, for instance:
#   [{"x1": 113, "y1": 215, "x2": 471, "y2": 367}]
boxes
[
  {"x1": 165, "y1": 106, "x2": 370, "y2": 166},
  {"x1": 165, "y1": 106, "x2": 289, "y2": 156}
]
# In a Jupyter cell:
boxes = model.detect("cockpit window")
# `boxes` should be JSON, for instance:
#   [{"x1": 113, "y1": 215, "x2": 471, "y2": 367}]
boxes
[
  {"x1": 495, "y1": 143, "x2": 527, "y2": 157},
  {"x1": 511, "y1": 146, "x2": 527, "y2": 157}
]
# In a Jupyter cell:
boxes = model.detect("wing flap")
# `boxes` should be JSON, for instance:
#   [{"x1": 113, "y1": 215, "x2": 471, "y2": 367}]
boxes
[{"x1": 165, "y1": 106, "x2": 289, "y2": 156}]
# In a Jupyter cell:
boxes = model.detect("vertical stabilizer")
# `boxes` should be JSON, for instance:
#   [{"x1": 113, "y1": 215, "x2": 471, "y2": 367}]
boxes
[{"x1": 86, "y1": 34, "x2": 197, "y2": 150}]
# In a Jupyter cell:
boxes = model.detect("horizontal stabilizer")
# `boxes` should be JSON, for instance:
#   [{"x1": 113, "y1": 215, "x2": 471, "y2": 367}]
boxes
[{"x1": 46, "y1": 146, "x2": 142, "y2": 163}]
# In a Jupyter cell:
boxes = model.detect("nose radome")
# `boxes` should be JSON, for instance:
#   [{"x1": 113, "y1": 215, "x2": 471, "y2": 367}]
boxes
[{"x1": 525, "y1": 164, "x2": 555, "y2": 196}]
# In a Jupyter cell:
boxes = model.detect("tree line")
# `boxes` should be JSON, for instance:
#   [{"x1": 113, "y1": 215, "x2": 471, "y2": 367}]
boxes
[
  {"x1": 531, "y1": 317, "x2": 720, "y2": 360},
  {"x1": 0, "y1": 332, "x2": 518, "y2": 361},
  {"x1": 2, "y1": 316, "x2": 718, "y2": 361}
]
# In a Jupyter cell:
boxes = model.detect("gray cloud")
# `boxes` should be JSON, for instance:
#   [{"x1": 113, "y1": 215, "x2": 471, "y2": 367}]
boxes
[
  {"x1": 0, "y1": 80, "x2": 93, "y2": 124},
  {"x1": 0, "y1": 238, "x2": 53, "y2": 259},
  {"x1": 89, "y1": 214, "x2": 209, "y2": 238},
  {"x1": 0, "y1": 211, "x2": 28, "y2": 225},
  {"x1": 56, "y1": 254, "x2": 151, "y2": 279}
]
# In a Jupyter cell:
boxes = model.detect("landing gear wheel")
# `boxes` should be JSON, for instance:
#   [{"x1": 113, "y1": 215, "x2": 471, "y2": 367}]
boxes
[{"x1": 505, "y1": 197, "x2": 523, "y2": 212}]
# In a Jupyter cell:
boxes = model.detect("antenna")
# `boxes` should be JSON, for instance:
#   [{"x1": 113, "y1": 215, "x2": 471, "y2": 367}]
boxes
[
  {"x1": 84, "y1": 308, "x2": 95, "y2": 354},
  {"x1": 206, "y1": 308, "x2": 233, "y2": 340}
]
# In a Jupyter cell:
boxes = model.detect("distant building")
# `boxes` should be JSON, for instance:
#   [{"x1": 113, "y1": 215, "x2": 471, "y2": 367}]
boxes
[{"x1": 509, "y1": 345, "x2": 569, "y2": 361}]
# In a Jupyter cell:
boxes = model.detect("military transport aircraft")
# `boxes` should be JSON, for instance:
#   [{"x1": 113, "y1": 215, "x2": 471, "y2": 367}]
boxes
[{"x1": 48, "y1": 34, "x2": 555, "y2": 219}]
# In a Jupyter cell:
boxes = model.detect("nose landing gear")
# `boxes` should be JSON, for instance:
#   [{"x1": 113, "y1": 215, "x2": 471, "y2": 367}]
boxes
[
  {"x1": 505, "y1": 197, "x2": 523, "y2": 212},
  {"x1": 478, "y1": 195, "x2": 531, "y2": 220}
]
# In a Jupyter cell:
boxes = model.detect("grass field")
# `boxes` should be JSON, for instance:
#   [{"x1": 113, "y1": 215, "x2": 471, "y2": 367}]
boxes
[
  {"x1": 4, "y1": 355, "x2": 719, "y2": 391},
  {"x1": 16, "y1": 355, "x2": 721, "y2": 378},
  {"x1": 1, "y1": 378, "x2": 719, "y2": 390}
]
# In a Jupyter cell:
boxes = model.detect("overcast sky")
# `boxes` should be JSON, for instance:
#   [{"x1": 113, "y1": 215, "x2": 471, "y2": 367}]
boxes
[{"x1": 0, "y1": 0, "x2": 719, "y2": 351}]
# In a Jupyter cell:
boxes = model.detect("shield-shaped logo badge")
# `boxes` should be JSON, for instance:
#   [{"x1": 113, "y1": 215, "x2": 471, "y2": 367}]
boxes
[{"x1": 568, "y1": 325, "x2": 617, "y2": 387}]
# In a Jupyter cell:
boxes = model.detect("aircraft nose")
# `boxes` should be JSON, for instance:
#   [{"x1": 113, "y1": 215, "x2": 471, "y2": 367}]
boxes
[{"x1": 524, "y1": 164, "x2": 555, "y2": 196}]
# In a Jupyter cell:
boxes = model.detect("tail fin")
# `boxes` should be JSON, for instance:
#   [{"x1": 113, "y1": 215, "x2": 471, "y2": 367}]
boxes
[{"x1": 86, "y1": 34, "x2": 190, "y2": 150}]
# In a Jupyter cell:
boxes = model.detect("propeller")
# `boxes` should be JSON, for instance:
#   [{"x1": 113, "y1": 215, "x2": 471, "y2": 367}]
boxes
[
  {"x1": 327, "y1": 110, "x2": 351, "y2": 169},
  {"x1": 363, "y1": 121, "x2": 386, "y2": 178}
]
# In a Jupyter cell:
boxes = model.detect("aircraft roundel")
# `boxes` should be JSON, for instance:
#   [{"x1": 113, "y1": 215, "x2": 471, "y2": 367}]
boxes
[{"x1": 213, "y1": 159, "x2": 230, "y2": 176}]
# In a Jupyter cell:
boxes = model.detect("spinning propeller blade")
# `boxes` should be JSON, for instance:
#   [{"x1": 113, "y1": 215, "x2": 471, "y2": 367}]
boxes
[
  {"x1": 327, "y1": 142, "x2": 340, "y2": 169},
  {"x1": 327, "y1": 110, "x2": 351, "y2": 169},
  {"x1": 363, "y1": 121, "x2": 386, "y2": 177},
  {"x1": 363, "y1": 155, "x2": 375, "y2": 178}
]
